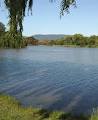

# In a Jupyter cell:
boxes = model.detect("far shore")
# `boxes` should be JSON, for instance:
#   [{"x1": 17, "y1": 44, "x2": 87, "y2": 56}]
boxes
[{"x1": 37, "y1": 44, "x2": 98, "y2": 48}]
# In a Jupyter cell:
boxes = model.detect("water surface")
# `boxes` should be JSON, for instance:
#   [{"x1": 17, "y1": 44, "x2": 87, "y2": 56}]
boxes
[{"x1": 0, "y1": 46, "x2": 98, "y2": 114}]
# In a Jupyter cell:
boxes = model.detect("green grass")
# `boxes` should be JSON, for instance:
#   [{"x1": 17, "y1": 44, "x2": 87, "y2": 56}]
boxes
[
  {"x1": 90, "y1": 109, "x2": 98, "y2": 120},
  {"x1": 0, "y1": 94, "x2": 48, "y2": 120},
  {"x1": 0, "y1": 94, "x2": 95, "y2": 120}
]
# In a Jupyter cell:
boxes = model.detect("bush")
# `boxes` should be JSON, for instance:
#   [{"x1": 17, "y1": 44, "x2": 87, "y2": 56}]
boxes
[{"x1": 0, "y1": 32, "x2": 27, "y2": 48}]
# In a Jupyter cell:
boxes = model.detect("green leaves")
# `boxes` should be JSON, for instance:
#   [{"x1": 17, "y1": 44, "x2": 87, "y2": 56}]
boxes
[
  {"x1": 60, "y1": 0, "x2": 76, "y2": 16},
  {"x1": 1, "y1": 0, "x2": 77, "y2": 48},
  {"x1": 4, "y1": 0, "x2": 76, "y2": 36},
  {"x1": 0, "y1": 22, "x2": 5, "y2": 36},
  {"x1": 0, "y1": 31, "x2": 27, "y2": 48}
]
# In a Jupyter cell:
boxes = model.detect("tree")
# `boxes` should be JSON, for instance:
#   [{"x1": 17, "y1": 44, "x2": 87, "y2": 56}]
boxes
[
  {"x1": 88, "y1": 35, "x2": 98, "y2": 47},
  {"x1": 0, "y1": 22, "x2": 5, "y2": 36},
  {"x1": 60, "y1": 0, "x2": 76, "y2": 16},
  {"x1": 0, "y1": 0, "x2": 76, "y2": 48},
  {"x1": 3, "y1": 0, "x2": 76, "y2": 36}
]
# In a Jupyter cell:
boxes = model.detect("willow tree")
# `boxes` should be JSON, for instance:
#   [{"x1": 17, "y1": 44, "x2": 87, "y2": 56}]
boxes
[
  {"x1": 0, "y1": 22, "x2": 5, "y2": 35},
  {"x1": 2, "y1": 0, "x2": 76, "y2": 48},
  {"x1": 4, "y1": 0, "x2": 33, "y2": 35}
]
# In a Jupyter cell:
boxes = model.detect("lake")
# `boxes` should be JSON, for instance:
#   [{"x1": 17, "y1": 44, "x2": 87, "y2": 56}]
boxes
[{"x1": 0, "y1": 46, "x2": 98, "y2": 115}]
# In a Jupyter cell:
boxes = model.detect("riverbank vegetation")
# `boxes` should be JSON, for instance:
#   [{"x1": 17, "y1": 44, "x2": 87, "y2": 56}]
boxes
[
  {"x1": 39, "y1": 34, "x2": 98, "y2": 48},
  {"x1": 0, "y1": 22, "x2": 38, "y2": 48},
  {"x1": 0, "y1": 32, "x2": 27, "y2": 48},
  {"x1": 0, "y1": 94, "x2": 97, "y2": 120},
  {"x1": 0, "y1": 22, "x2": 26, "y2": 48},
  {"x1": 1, "y1": 22, "x2": 98, "y2": 48}
]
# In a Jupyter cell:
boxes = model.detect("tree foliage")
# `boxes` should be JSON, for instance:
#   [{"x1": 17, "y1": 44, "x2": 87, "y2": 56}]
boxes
[
  {"x1": 0, "y1": 31, "x2": 27, "y2": 48},
  {"x1": 1, "y1": 0, "x2": 76, "y2": 48},
  {"x1": 3, "y1": 0, "x2": 76, "y2": 35},
  {"x1": 60, "y1": 0, "x2": 76, "y2": 16},
  {"x1": 0, "y1": 22, "x2": 5, "y2": 36},
  {"x1": 47, "y1": 34, "x2": 98, "y2": 47},
  {"x1": 4, "y1": 0, "x2": 33, "y2": 34}
]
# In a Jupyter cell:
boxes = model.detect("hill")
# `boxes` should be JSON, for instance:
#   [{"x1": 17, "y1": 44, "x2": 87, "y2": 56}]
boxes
[{"x1": 33, "y1": 34, "x2": 65, "y2": 40}]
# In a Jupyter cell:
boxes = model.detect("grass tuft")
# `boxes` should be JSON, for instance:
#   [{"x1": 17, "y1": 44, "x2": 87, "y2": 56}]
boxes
[{"x1": 0, "y1": 94, "x2": 93, "y2": 120}]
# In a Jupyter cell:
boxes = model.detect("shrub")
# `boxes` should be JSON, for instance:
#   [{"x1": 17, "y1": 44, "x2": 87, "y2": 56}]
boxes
[{"x1": 0, "y1": 32, "x2": 27, "y2": 48}]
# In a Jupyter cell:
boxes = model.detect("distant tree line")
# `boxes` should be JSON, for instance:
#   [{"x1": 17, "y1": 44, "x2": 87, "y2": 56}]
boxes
[
  {"x1": 1, "y1": 22, "x2": 98, "y2": 48},
  {"x1": 46, "y1": 34, "x2": 98, "y2": 47}
]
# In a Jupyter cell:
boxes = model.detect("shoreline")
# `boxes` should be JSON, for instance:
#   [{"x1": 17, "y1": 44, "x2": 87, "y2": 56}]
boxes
[
  {"x1": 43, "y1": 45, "x2": 98, "y2": 48},
  {"x1": 0, "y1": 94, "x2": 95, "y2": 120}
]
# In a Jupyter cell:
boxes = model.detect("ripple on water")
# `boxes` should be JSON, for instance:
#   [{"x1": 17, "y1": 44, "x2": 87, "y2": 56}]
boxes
[{"x1": 1, "y1": 46, "x2": 98, "y2": 114}]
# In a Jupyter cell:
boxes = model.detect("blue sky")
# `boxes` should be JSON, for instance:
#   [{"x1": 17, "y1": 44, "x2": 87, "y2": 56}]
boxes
[{"x1": 0, "y1": 0, "x2": 98, "y2": 36}]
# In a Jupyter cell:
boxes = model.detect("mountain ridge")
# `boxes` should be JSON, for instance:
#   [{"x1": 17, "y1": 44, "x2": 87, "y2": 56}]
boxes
[{"x1": 33, "y1": 34, "x2": 65, "y2": 40}]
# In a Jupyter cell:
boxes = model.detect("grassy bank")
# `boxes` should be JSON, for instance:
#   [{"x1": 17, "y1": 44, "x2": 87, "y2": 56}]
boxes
[{"x1": 0, "y1": 94, "x2": 94, "y2": 120}]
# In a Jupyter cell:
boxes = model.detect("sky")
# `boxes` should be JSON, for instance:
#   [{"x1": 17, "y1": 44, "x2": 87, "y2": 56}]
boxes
[{"x1": 0, "y1": 0, "x2": 98, "y2": 36}]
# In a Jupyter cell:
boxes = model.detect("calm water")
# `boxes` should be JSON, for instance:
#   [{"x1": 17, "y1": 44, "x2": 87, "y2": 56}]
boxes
[{"x1": 0, "y1": 46, "x2": 98, "y2": 114}]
